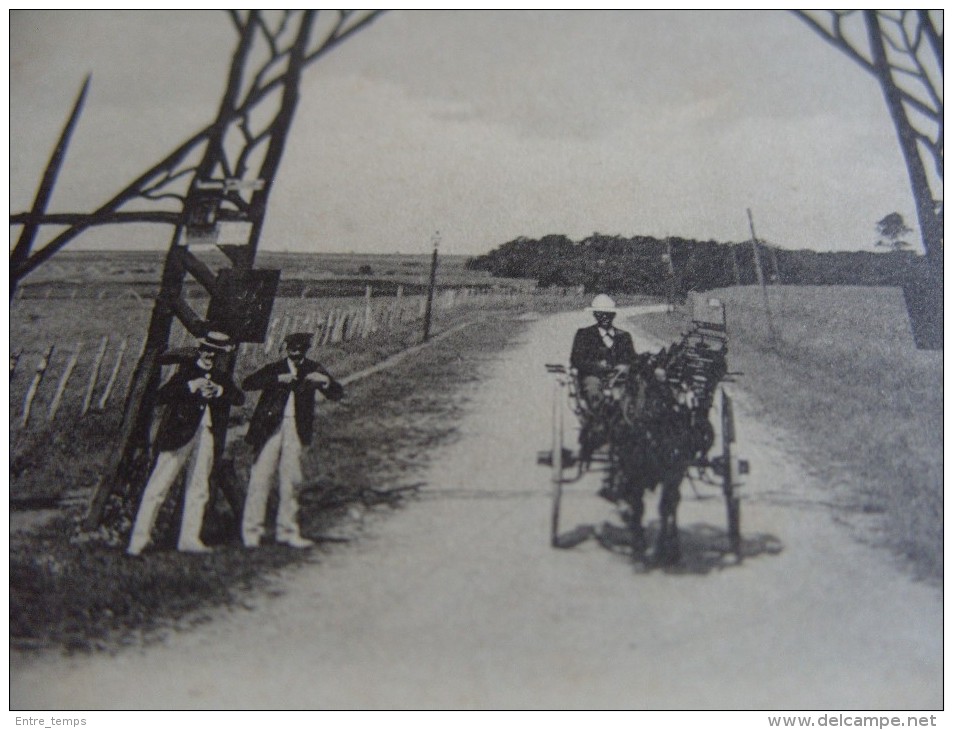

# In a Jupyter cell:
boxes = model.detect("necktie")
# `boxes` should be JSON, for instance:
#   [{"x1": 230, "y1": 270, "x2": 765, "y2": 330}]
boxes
[{"x1": 601, "y1": 329, "x2": 614, "y2": 348}]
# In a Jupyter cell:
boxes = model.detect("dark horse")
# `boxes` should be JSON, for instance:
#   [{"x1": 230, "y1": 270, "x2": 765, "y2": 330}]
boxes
[{"x1": 602, "y1": 355, "x2": 696, "y2": 564}]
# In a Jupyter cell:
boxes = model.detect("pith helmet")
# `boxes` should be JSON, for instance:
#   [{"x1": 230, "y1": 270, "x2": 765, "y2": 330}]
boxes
[{"x1": 586, "y1": 294, "x2": 617, "y2": 313}]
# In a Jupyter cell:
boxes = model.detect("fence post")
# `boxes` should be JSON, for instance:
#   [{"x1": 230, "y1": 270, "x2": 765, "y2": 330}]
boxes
[
  {"x1": 332, "y1": 309, "x2": 346, "y2": 343},
  {"x1": 10, "y1": 348, "x2": 23, "y2": 380},
  {"x1": 344, "y1": 310, "x2": 354, "y2": 342},
  {"x1": 48, "y1": 341, "x2": 83, "y2": 420},
  {"x1": 21, "y1": 345, "x2": 54, "y2": 428},
  {"x1": 264, "y1": 316, "x2": 278, "y2": 354},
  {"x1": 362, "y1": 285, "x2": 373, "y2": 338},
  {"x1": 97, "y1": 337, "x2": 128, "y2": 411},
  {"x1": 82, "y1": 336, "x2": 109, "y2": 416},
  {"x1": 123, "y1": 337, "x2": 148, "y2": 403},
  {"x1": 273, "y1": 314, "x2": 289, "y2": 353},
  {"x1": 320, "y1": 310, "x2": 334, "y2": 346}
]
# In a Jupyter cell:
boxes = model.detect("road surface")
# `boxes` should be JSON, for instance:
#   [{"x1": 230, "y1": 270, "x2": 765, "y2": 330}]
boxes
[{"x1": 10, "y1": 307, "x2": 942, "y2": 709}]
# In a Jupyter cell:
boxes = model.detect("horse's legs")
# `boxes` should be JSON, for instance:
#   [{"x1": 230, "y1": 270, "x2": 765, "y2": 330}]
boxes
[
  {"x1": 617, "y1": 454, "x2": 646, "y2": 554},
  {"x1": 621, "y1": 484, "x2": 646, "y2": 554},
  {"x1": 654, "y1": 476, "x2": 682, "y2": 564}
]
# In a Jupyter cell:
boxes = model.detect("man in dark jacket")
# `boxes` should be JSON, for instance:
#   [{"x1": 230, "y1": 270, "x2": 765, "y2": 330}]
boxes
[
  {"x1": 127, "y1": 332, "x2": 244, "y2": 555},
  {"x1": 569, "y1": 294, "x2": 639, "y2": 468},
  {"x1": 570, "y1": 294, "x2": 638, "y2": 407},
  {"x1": 241, "y1": 332, "x2": 343, "y2": 548}
]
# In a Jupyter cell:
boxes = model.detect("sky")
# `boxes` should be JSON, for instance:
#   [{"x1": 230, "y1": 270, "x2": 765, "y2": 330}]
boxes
[{"x1": 9, "y1": 10, "x2": 921, "y2": 259}]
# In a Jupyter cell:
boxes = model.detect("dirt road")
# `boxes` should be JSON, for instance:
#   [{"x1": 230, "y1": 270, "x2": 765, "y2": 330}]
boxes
[{"x1": 11, "y1": 308, "x2": 942, "y2": 709}]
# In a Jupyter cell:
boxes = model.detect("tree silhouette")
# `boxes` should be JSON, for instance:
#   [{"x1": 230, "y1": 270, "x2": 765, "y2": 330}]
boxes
[
  {"x1": 875, "y1": 212, "x2": 913, "y2": 251},
  {"x1": 793, "y1": 11, "x2": 942, "y2": 275}
]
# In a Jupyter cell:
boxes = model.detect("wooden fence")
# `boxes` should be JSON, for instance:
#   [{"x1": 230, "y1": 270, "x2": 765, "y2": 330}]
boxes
[{"x1": 10, "y1": 285, "x2": 491, "y2": 431}]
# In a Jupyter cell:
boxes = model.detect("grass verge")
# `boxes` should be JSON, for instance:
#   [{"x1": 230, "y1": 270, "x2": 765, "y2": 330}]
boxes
[
  {"x1": 9, "y1": 306, "x2": 541, "y2": 654},
  {"x1": 638, "y1": 285, "x2": 942, "y2": 581}
]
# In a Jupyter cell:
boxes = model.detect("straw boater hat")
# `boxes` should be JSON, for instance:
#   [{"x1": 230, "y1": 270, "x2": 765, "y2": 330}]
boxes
[
  {"x1": 586, "y1": 294, "x2": 618, "y2": 313},
  {"x1": 198, "y1": 331, "x2": 234, "y2": 352}
]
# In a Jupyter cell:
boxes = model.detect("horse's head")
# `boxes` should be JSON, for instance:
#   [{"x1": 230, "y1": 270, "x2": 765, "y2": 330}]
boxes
[{"x1": 616, "y1": 348, "x2": 679, "y2": 429}]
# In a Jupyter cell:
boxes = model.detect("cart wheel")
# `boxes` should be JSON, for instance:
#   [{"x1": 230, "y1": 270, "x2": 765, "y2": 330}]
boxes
[
  {"x1": 720, "y1": 388, "x2": 742, "y2": 561},
  {"x1": 727, "y1": 495, "x2": 741, "y2": 559},
  {"x1": 550, "y1": 376, "x2": 565, "y2": 547}
]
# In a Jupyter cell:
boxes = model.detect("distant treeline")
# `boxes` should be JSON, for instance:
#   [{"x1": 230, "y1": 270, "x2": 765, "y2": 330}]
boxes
[{"x1": 465, "y1": 233, "x2": 930, "y2": 297}]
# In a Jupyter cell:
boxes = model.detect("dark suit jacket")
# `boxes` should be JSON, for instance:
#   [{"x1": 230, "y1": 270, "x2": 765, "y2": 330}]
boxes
[
  {"x1": 153, "y1": 362, "x2": 245, "y2": 455},
  {"x1": 243, "y1": 358, "x2": 344, "y2": 453},
  {"x1": 570, "y1": 324, "x2": 638, "y2": 377}
]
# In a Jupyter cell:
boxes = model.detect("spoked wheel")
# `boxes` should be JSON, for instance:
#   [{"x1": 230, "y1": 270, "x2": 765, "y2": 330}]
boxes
[{"x1": 720, "y1": 388, "x2": 742, "y2": 561}]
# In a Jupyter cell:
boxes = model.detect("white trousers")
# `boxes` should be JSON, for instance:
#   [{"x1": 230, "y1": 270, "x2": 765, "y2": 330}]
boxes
[
  {"x1": 127, "y1": 420, "x2": 215, "y2": 554},
  {"x1": 242, "y1": 416, "x2": 305, "y2": 545}
]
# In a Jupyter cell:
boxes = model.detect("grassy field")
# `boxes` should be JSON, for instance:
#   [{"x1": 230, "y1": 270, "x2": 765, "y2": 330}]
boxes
[
  {"x1": 639, "y1": 285, "x2": 942, "y2": 580},
  {"x1": 14, "y1": 249, "x2": 531, "y2": 297}
]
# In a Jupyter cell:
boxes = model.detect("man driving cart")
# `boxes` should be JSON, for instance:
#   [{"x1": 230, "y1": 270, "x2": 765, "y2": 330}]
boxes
[{"x1": 569, "y1": 294, "x2": 638, "y2": 465}]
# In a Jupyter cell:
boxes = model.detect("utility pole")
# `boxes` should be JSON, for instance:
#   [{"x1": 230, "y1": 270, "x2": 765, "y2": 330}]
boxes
[
  {"x1": 729, "y1": 244, "x2": 742, "y2": 286},
  {"x1": 422, "y1": 231, "x2": 440, "y2": 342},
  {"x1": 767, "y1": 243, "x2": 782, "y2": 285},
  {"x1": 747, "y1": 208, "x2": 779, "y2": 345},
  {"x1": 663, "y1": 237, "x2": 676, "y2": 309}
]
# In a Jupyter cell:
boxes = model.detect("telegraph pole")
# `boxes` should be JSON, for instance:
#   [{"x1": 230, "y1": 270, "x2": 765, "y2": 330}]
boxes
[
  {"x1": 747, "y1": 208, "x2": 779, "y2": 345},
  {"x1": 663, "y1": 237, "x2": 676, "y2": 309},
  {"x1": 422, "y1": 231, "x2": 440, "y2": 342},
  {"x1": 730, "y1": 244, "x2": 742, "y2": 286}
]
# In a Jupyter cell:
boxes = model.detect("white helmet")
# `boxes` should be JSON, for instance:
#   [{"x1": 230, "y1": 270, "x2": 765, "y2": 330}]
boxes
[{"x1": 586, "y1": 294, "x2": 617, "y2": 313}]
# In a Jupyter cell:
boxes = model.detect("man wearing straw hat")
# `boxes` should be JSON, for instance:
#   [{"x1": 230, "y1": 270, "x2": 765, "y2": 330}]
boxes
[
  {"x1": 241, "y1": 332, "x2": 343, "y2": 548},
  {"x1": 127, "y1": 331, "x2": 244, "y2": 555}
]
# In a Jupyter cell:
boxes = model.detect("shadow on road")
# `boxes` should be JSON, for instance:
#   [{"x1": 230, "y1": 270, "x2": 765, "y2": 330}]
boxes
[{"x1": 555, "y1": 520, "x2": 784, "y2": 575}]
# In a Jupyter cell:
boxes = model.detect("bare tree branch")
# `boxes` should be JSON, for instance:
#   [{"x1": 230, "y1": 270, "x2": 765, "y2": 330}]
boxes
[
  {"x1": 254, "y1": 12, "x2": 279, "y2": 57},
  {"x1": 918, "y1": 10, "x2": 943, "y2": 73},
  {"x1": 139, "y1": 191, "x2": 187, "y2": 203},
  {"x1": 140, "y1": 166, "x2": 198, "y2": 197},
  {"x1": 226, "y1": 10, "x2": 244, "y2": 34},
  {"x1": 10, "y1": 210, "x2": 179, "y2": 226},
  {"x1": 304, "y1": 10, "x2": 386, "y2": 66},
  {"x1": 791, "y1": 10, "x2": 875, "y2": 73},
  {"x1": 16, "y1": 128, "x2": 212, "y2": 280}
]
